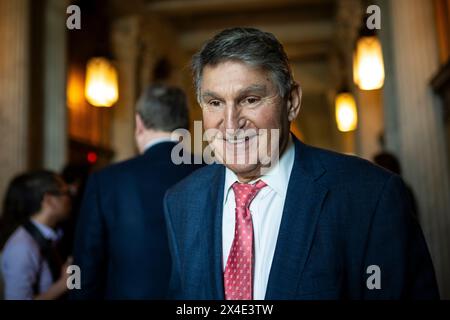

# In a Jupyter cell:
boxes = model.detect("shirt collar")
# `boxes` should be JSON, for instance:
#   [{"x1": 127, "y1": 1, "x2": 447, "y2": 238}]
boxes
[
  {"x1": 144, "y1": 136, "x2": 176, "y2": 152},
  {"x1": 30, "y1": 219, "x2": 60, "y2": 241},
  {"x1": 224, "y1": 136, "x2": 295, "y2": 203}
]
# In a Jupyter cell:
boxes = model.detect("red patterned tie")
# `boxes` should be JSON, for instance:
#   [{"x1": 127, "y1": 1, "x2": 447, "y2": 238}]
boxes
[{"x1": 224, "y1": 180, "x2": 267, "y2": 300}]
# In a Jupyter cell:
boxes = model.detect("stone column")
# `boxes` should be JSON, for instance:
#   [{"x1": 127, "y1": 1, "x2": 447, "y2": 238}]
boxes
[
  {"x1": 0, "y1": 0, "x2": 30, "y2": 203},
  {"x1": 381, "y1": 0, "x2": 450, "y2": 298},
  {"x1": 43, "y1": 0, "x2": 68, "y2": 171},
  {"x1": 111, "y1": 16, "x2": 140, "y2": 162}
]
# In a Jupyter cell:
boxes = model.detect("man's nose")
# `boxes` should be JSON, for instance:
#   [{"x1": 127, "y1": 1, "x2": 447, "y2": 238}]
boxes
[{"x1": 223, "y1": 104, "x2": 245, "y2": 130}]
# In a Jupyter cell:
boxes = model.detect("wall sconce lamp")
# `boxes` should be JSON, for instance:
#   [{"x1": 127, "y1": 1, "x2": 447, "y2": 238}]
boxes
[
  {"x1": 353, "y1": 28, "x2": 385, "y2": 90},
  {"x1": 335, "y1": 89, "x2": 358, "y2": 132},
  {"x1": 85, "y1": 57, "x2": 119, "y2": 107}
]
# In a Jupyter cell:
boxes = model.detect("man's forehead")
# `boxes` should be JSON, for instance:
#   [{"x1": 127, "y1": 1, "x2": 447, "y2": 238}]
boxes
[
  {"x1": 202, "y1": 84, "x2": 268, "y2": 98},
  {"x1": 202, "y1": 60, "x2": 268, "y2": 78},
  {"x1": 200, "y1": 61, "x2": 274, "y2": 96}
]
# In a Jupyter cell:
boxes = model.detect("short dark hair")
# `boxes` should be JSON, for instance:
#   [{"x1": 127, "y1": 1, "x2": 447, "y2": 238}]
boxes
[
  {"x1": 136, "y1": 84, "x2": 189, "y2": 131},
  {"x1": 0, "y1": 170, "x2": 63, "y2": 249},
  {"x1": 17, "y1": 170, "x2": 63, "y2": 216},
  {"x1": 192, "y1": 27, "x2": 294, "y2": 101}
]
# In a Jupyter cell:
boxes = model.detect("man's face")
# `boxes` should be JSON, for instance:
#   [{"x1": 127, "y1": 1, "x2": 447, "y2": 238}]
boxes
[{"x1": 200, "y1": 60, "x2": 300, "y2": 181}]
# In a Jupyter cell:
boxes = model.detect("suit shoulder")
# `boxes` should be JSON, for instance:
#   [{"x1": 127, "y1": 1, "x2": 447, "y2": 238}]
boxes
[
  {"x1": 89, "y1": 155, "x2": 153, "y2": 188},
  {"x1": 94, "y1": 156, "x2": 138, "y2": 177},
  {"x1": 305, "y1": 144, "x2": 394, "y2": 185},
  {"x1": 166, "y1": 164, "x2": 222, "y2": 199}
]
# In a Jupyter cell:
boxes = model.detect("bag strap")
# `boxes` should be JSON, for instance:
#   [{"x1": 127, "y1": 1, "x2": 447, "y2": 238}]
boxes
[{"x1": 23, "y1": 221, "x2": 61, "y2": 283}]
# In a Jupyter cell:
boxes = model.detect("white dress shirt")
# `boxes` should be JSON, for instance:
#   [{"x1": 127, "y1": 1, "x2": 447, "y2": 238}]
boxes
[
  {"x1": 143, "y1": 136, "x2": 177, "y2": 152},
  {"x1": 222, "y1": 139, "x2": 295, "y2": 300}
]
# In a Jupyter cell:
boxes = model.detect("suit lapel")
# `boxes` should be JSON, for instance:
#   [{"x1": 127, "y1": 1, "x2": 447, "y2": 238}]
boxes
[
  {"x1": 205, "y1": 165, "x2": 226, "y2": 299},
  {"x1": 265, "y1": 139, "x2": 328, "y2": 299}
]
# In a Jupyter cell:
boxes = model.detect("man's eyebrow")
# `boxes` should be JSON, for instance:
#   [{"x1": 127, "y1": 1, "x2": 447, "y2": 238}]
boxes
[
  {"x1": 201, "y1": 91, "x2": 222, "y2": 100},
  {"x1": 201, "y1": 84, "x2": 268, "y2": 100}
]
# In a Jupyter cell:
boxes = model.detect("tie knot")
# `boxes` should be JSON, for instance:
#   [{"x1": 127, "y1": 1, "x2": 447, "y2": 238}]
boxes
[{"x1": 232, "y1": 180, "x2": 267, "y2": 210}]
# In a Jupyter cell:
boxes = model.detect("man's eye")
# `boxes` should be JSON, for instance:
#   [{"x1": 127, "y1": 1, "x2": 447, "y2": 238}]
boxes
[
  {"x1": 242, "y1": 97, "x2": 260, "y2": 105},
  {"x1": 209, "y1": 100, "x2": 222, "y2": 107}
]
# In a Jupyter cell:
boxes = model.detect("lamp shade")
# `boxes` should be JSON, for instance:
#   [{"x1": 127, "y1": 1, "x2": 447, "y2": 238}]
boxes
[
  {"x1": 353, "y1": 36, "x2": 385, "y2": 90},
  {"x1": 335, "y1": 92, "x2": 358, "y2": 132},
  {"x1": 85, "y1": 57, "x2": 119, "y2": 107}
]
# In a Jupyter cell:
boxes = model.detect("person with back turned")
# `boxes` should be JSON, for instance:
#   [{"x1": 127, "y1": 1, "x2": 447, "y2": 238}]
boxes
[{"x1": 72, "y1": 84, "x2": 202, "y2": 299}]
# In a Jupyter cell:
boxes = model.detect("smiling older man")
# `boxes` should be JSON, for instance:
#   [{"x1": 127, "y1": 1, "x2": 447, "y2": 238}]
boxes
[{"x1": 164, "y1": 27, "x2": 439, "y2": 300}]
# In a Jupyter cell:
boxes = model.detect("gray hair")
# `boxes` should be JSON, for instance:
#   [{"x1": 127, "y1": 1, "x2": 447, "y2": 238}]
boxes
[
  {"x1": 191, "y1": 27, "x2": 294, "y2": 101},
  {"x1": 136, "y1": 84, "x2": 189, "y2": 131}
]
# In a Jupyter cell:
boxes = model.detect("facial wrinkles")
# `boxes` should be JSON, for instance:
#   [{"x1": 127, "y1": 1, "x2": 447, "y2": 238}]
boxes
[{"x1": 201, "y1": 61, "x2": 288, "y2": 159}]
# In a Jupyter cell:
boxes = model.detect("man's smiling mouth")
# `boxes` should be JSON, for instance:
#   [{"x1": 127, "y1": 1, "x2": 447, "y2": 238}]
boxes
[{"x1": 225, "y1": 136, "x2": 252, "y2": 144}]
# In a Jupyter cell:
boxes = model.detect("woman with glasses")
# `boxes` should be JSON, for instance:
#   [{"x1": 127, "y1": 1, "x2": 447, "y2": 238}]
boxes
[{"x1": 0, "y1": 170, "x2": 72, "y2": 300}]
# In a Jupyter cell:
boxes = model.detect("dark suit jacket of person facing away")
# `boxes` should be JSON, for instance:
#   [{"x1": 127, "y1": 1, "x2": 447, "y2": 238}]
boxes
[
  {"x1": 71, "y1": 141, "x2": 202, "y2": 299},
  {"x1": 164, "y1": 137, "x2": 439, "y2": 299}
]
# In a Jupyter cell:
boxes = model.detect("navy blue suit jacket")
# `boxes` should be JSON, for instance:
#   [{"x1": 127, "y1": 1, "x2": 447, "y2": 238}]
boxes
[
  {"x1": 72, "y1": 142, "x2": 201, "y2": 299},
  {"x1": 164, "y1": 138, "x2": 439, "y2": 299}
]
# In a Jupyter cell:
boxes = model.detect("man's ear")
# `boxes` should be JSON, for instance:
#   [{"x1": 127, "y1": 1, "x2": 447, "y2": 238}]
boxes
[
  {"x1": 287, "y1": 83, "x2": 302, "y2": 122},
  {"x1": 135, "y1": 113, "x2": 144, "y2": 135}
]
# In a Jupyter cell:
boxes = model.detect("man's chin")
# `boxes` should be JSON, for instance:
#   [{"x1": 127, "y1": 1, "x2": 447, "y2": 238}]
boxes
[{"x1": 223, "y1": 163, "x2": 261, "y2": 179}]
